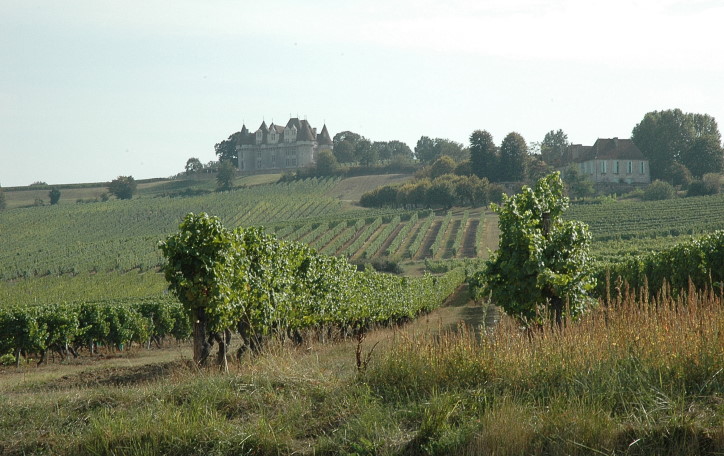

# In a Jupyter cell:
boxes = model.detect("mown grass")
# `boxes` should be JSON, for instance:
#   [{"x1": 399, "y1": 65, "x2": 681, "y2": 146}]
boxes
[{"x1": 1, "y1": 285, "x2": 722, "y2": 455}]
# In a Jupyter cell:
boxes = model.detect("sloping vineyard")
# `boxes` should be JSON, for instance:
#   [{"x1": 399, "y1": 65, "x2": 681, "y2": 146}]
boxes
[
  {"x1": 0, "y1": 178, "x2": 342, "y2": 280},
  {"x1": 267, "y1": 210, "x2": 488, "y2": 261}
]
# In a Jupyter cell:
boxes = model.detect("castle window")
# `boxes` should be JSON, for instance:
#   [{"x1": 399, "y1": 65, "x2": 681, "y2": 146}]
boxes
[
  {"x1": 600, "y1": 161, "x2": 607, "y2": 174},
  {"x1": 627, "y1": 161, "x2": 633, "y2": 174},
  {"x1": 614, "y1": 161, "x2": 619, "y2": 174},
  {"x1": 640, "y1": 162, "x2": 645, "y2": 174}
]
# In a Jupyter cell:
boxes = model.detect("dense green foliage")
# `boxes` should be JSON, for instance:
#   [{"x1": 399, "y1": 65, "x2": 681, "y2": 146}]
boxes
[
  {"x1": 215, "y1": 161, "x2": 236, "y2": 191},
  {"x1": 108, "y1": 175, "x2": 137, "y2": 200},
  {"x1": 469, "y1": 129, "x2": 497, "y2": 181},
  {"x1": 632, "y1": 108, "x2": 723, "y2": 179},
  {"x1": 540, "y1": 129, "x2": 570, "y2": 167},
  {"x1": 593, "y1": 230, "x2": 724, "y2": 296},
  {"x1": 360, "y1": 173, "x2": 500, "y2": 208},
  {"x1": 471, "y1": 173, "x2": 595, "y2": 323},
  {"x1": 498, "y1": 132, "x2": 528, "y2": 181},
  {"x1": 0, "y1": 297, "x2": 189, "y2": 365},
  {"x1": 642, "y1": 179, "x2": 676, "y2": 201},
  {"x1": 414, "y1": 136, "x2": 467, "y2": 164},
  {"x1": 48, "y1": 187, "x2": 61, "y2": 205}
]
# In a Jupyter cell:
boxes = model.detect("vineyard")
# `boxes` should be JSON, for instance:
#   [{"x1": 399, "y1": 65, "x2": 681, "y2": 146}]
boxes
[
  {"x1": 567, "y1": 193, "x2": 724, "y2": 258},
  {"x1": 0, "y1": 180, "x2": 490, "y2": 283}
]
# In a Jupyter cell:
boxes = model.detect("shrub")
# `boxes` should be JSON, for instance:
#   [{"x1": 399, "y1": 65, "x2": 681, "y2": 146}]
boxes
[{"x1": 642, "y1": 180, "x2": 676, "y2": 201}]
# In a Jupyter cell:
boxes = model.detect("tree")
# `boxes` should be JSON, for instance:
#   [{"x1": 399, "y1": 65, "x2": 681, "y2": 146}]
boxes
[
  {"x1": 471, "y1": 173, "x2": 595, "y2": 326},
  {"x1": 333, "y1": 131, "x2": 362, "y2": 163},
  {"x1": 429, "y1": 155, "x2": 457, "y2": 179},
  {"x1": 107, "y1": 176, "x2": 137, "y2": 200},
  {"x1": 414, "y1": 136, "x2": 436, "y2": 163},
  {"x1": 315, "y1": 149, "x2": 339, "y2": 176},
  {"x1": 681, "y1": 136, "x2": 723, "y2": 178},
  {"x1": 540, "y1": 129, "x2": 569, "y2": 167},
  {"x1": 499, "y1": 132, "x2": 528, "y2": 181},
  {"x1": 436, "y1": 139, "x2": 467, "y2": 163},
  {"x1": 664, "y1": 162, "x2": 693, "y2": 188},
  {"x1": 469, "y1": 130, "x2": 498, "y2": 181},
  {"x1": 216, "y1": 161, "x2": 236, "y2": 191},
  {"x1": 214, "y1": 132, "x2": 241, "y2": 164},
  {"x1": 632, "y1": 109, "x2": 723, "y2": 179},
  {"x1": 387, "y1": 140, "x2": 414, "y2": 160},
  {"x1": 414, "y1": 136, "x2": 466, "y2": 164},
  {"x1": 527, "y1": 154, "x2": 554, "y2": 182},
  {"x1": 48, "y1": 188, "x2": 61, "y2": 205},
  {"x1": 562, "y1": 166, "x2": 595, "y2": 200},
  {"x1": 355, "y1": 138, "x2": 377, "y2": 166},
  {"x1": 185, "y1": 157, "x2": 203, "y2": 175}
]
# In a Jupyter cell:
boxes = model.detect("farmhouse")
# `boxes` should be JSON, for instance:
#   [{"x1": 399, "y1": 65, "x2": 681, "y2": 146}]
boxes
[
  {"x1": 235, "y1": 118, "x2": 333, "y2": 173},
  {"x1": 564, "y1": 138, "x2": 651, "y2": 185}
]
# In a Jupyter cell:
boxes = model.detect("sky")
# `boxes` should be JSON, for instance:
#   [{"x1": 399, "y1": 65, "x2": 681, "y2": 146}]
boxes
[{"x1": 1, "y1": 0, "x2": 723, "y2": 187}]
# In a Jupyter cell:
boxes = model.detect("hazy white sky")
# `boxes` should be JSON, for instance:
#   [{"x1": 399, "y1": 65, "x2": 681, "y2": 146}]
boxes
[{"x1": 2, "y1": 0, "x2": 723, "y2": 186}]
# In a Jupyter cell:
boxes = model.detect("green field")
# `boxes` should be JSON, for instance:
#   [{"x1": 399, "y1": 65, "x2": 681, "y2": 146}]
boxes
[{"x1": 1, "y1": 174, "x2": 723, "y2": 455}]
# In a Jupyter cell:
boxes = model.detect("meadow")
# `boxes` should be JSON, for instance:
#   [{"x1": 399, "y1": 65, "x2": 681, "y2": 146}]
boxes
[{"x1": 1, "y1": 173, "x2": 723, "y2": 454}]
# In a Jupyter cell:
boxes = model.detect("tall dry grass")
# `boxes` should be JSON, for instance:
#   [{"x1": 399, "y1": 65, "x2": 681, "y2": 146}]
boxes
[{"x1": 365, "y1": 281, "x2": 724, "y2": 454}]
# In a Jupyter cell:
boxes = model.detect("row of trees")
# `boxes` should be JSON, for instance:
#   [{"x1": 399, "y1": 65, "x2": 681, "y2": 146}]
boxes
[
  {"x1": 332, "y1": 131, "x2": 413, "y2": 165},
  {"x1": 360, "y1": 173, "x2": 504, "y2": 209}
]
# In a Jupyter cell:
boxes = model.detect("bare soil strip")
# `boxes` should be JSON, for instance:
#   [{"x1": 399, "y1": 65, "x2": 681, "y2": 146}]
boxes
[
  {"x1": 414, "y1": 220, "x2": 441, "y2": 260},
  {"x1": 461, "y1": 219, "x2": 478, "y2": 257}
]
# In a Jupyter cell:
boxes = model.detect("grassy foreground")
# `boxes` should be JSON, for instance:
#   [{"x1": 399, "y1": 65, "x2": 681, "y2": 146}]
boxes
[{"x1": 1, "y1": 286, "x2": 722, "y2": 455}]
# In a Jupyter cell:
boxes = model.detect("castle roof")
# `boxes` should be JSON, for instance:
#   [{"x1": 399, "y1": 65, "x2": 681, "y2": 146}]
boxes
[
  {"x1": 235, "y1": 117, "x2": 329, "y2": 146},
  {"x1": 318, "y1": 124, "x2": 333, "y2": 146},
  {"x1": 269, "y1": 123, "x2": 285, "y2": 134},
  {"x1": 298, "y1": 120, "x2": 316, "y2": 141},
  {"x1": 568, "y1": 138, "x2": 645, "y2": 163}
]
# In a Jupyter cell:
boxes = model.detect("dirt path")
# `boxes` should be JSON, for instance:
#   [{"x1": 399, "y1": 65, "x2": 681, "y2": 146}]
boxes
[
  {"x1": 414, "y1": 220, "x2": 441, "y2": 260},
  {"x1": 461, "y1": 219, "x2": 478, "y2": 257}
]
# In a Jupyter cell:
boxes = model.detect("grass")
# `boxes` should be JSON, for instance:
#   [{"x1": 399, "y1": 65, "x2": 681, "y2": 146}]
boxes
[{"x1": 1, "y1": 283, "x2": 721, "y2": 455}]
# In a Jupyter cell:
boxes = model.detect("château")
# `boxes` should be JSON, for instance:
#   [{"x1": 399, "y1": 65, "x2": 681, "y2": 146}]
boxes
[{"x1": 235, "y1": 118, "x2": 333, "y2": 173}]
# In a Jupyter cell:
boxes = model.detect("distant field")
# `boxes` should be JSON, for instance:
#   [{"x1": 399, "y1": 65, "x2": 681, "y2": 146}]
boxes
[
  {"x1": 324, "y1": 173, "x2": 413, "y2": 204},
  {"x1": 1, "y1": 173, "x2": 281, "y2": 209}
]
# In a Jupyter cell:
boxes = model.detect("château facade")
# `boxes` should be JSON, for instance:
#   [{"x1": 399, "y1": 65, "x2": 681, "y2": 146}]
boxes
[
  {"x1": 235, "y1": 118, "x2": 333, "y2": 173},
  {"x1": 564, "y1": 138, "x2": 651, "y2": 185}
]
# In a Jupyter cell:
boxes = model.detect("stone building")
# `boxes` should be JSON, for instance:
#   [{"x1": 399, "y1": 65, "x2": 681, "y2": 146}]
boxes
[
  {"x1": 235, "y1": 118, "x2": 333, "y2": 173},
  {"x1": 564, "y1": 138, "x2": 651, "y2": 185}
]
